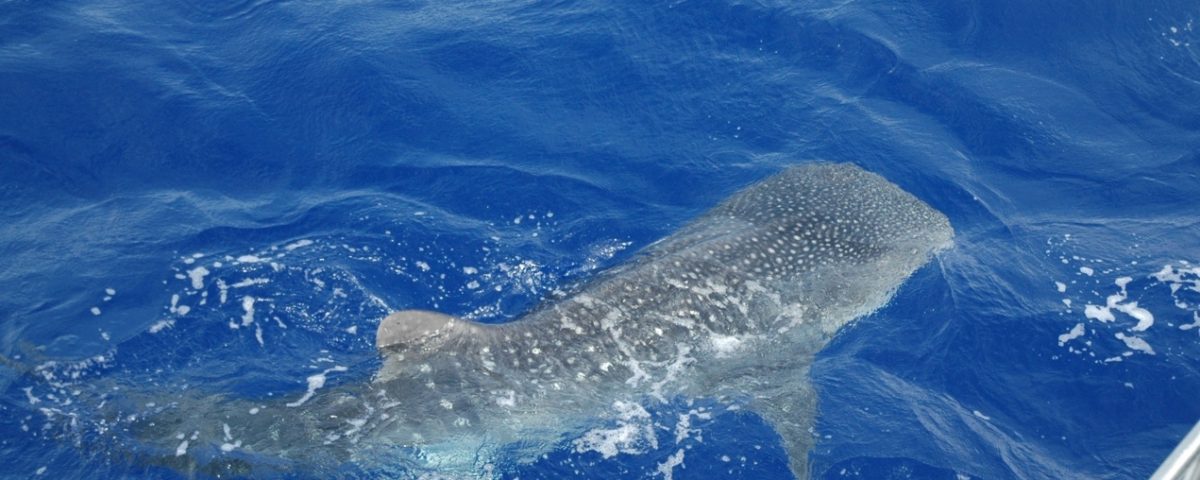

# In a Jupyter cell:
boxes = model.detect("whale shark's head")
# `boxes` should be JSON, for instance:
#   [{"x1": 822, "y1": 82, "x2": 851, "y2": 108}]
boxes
[{"x1": 659, "y1": 163, "x2": 953, "y2": 335}]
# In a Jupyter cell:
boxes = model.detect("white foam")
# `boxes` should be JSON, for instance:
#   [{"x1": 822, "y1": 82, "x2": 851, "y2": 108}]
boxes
[
  {"x1": 90, "y1": 307, "x2": 101, "y2": 316},
  {"x1": 240, "y1": 296, "x2": 255, "y2": 327},
  {"x1": 1081, "y1": 277, "x2": 1152, "y2": 329},
  {"x1": 1058, "y1": 323, "x2": 1085, "y2": 345},
  {"x1": 572, "y1": 401, "x2": 657, "y2": 459},
  {"x1": 22, "y1": 387, "x2": 39, "y2": 405},
  {"x1": 35, "y1": 467, "x2": 46, "y2": 476},
  {"x1": 674, "y1": 408, "x2": 711, "y2": 443},
  {"x1": 708, "y1": 334, "x2": 744, "y2": 358},
  {"x1": 1114, "y1": 332, "x2": 1155, "y2": 355},
  {"x1": 237, "y1": 255, "x2": 263, "y2": 263},
  {"x1": 286, "y1": 366, "x2": 347, "y2": 407},
  {"x1": 656, "y1": 449, "x2": 686, "y2": 480},
  {"x1": 495, "y1": 390, "x2": 516, "y2": 408},
  {"x1": 149, "y1": 320, "x2": 174, "y2": 333},
  {"x1": 1084, "y1": 304, "x2": 1115, "y2": 322},
  {"x1": 230, "y1": 278, "x2": 269, "y2": 288},
  {"x1": 1080, "y1": 266, "x2": 1094, "y2": 276},
  {"x1": 972, "y1": 410, "x2": 991, "y2": 421},
  {"x1": 175, "y1": 440, "x2": 189, "y2": 456},
  {"x1": 1153, "y1": 264, "x2": 1200, "y2": 309},
  {"x1": 1055, "y1": 281, "x2": 1067, "y2": 293},
  {"x1": 1116, "y1": 302, "x2": 1154, "y2": 331},
  {"x1": 284, "y1": 239, "x2": 314, "y2": 251},
  {"x1": 463, "y1": 266, "x2": 478, "y2": 274},
  {"x1": 415, "y1": 261, "x2": 431, "y2": 272},
  {"x1": 105, "y1": 288, "x2": 116, "y2": 295},
  {"x1": 1182, "y1": 312, "x2": 1200, "y2": 331},
  {"x1": 187, "y1": 266, "x2": 210, "y2": 290},
  {"x1": 218, "y1": 423, "x2": 243, "y2": 451}
]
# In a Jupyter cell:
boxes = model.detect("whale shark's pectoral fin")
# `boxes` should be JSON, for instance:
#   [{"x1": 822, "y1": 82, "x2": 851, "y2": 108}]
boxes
[{"x1": 749, "y1": 374, "x2": 819, "y2": 480}]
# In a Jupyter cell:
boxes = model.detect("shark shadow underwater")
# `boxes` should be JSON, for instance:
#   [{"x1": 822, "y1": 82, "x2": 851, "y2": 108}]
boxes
[{"x1": 113, "y1": 162, "x2": 955, "y2": 478}]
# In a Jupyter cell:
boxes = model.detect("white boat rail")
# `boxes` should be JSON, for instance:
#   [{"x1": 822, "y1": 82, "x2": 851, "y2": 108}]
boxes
[{"x1": 1152, "y1": 420, "x2": 1200, "y2": 480}]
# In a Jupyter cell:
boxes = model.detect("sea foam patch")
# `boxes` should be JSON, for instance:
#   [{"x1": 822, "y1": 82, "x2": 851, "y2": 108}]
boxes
[{"x1": 1051, "y1": 244, "x2": 1198, "y2": 362}]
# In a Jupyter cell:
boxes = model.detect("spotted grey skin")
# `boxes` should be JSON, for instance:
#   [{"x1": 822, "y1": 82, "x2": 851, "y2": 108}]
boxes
[{"x1": 130, "y1": 163, "x2": 953, "y2": 478}]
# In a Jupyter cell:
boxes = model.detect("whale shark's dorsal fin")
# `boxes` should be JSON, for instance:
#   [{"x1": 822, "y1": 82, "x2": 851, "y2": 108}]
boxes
[{"x1": 376, "y1": 310, "x2": 487, "y2": 352}]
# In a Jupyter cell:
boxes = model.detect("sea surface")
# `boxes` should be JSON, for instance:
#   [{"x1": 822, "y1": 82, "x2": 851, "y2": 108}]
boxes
[{"x1": 2, "y1": 1, "x2": 1199, "y2": 479}]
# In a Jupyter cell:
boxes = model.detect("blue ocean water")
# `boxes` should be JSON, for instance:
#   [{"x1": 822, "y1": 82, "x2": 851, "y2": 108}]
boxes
[{"x1": 2, "y1": 0, "x2": 1199, "y2": 478}]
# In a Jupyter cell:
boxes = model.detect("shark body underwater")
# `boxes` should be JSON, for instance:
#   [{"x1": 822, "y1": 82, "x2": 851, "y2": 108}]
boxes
[{"x1": 108, "y1": 162, "x2": 954, "y2": 478}]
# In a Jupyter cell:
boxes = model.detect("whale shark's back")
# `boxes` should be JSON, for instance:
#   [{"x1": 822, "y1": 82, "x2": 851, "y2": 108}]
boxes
[{"x1": 711, "y1": 163, "x2": 950, "y2": 242}]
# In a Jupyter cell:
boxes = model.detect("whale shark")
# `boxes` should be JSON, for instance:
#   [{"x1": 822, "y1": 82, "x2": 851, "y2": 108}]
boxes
[{"x1": 114, "y1": 162, "x2": 953, "y2": 478}]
